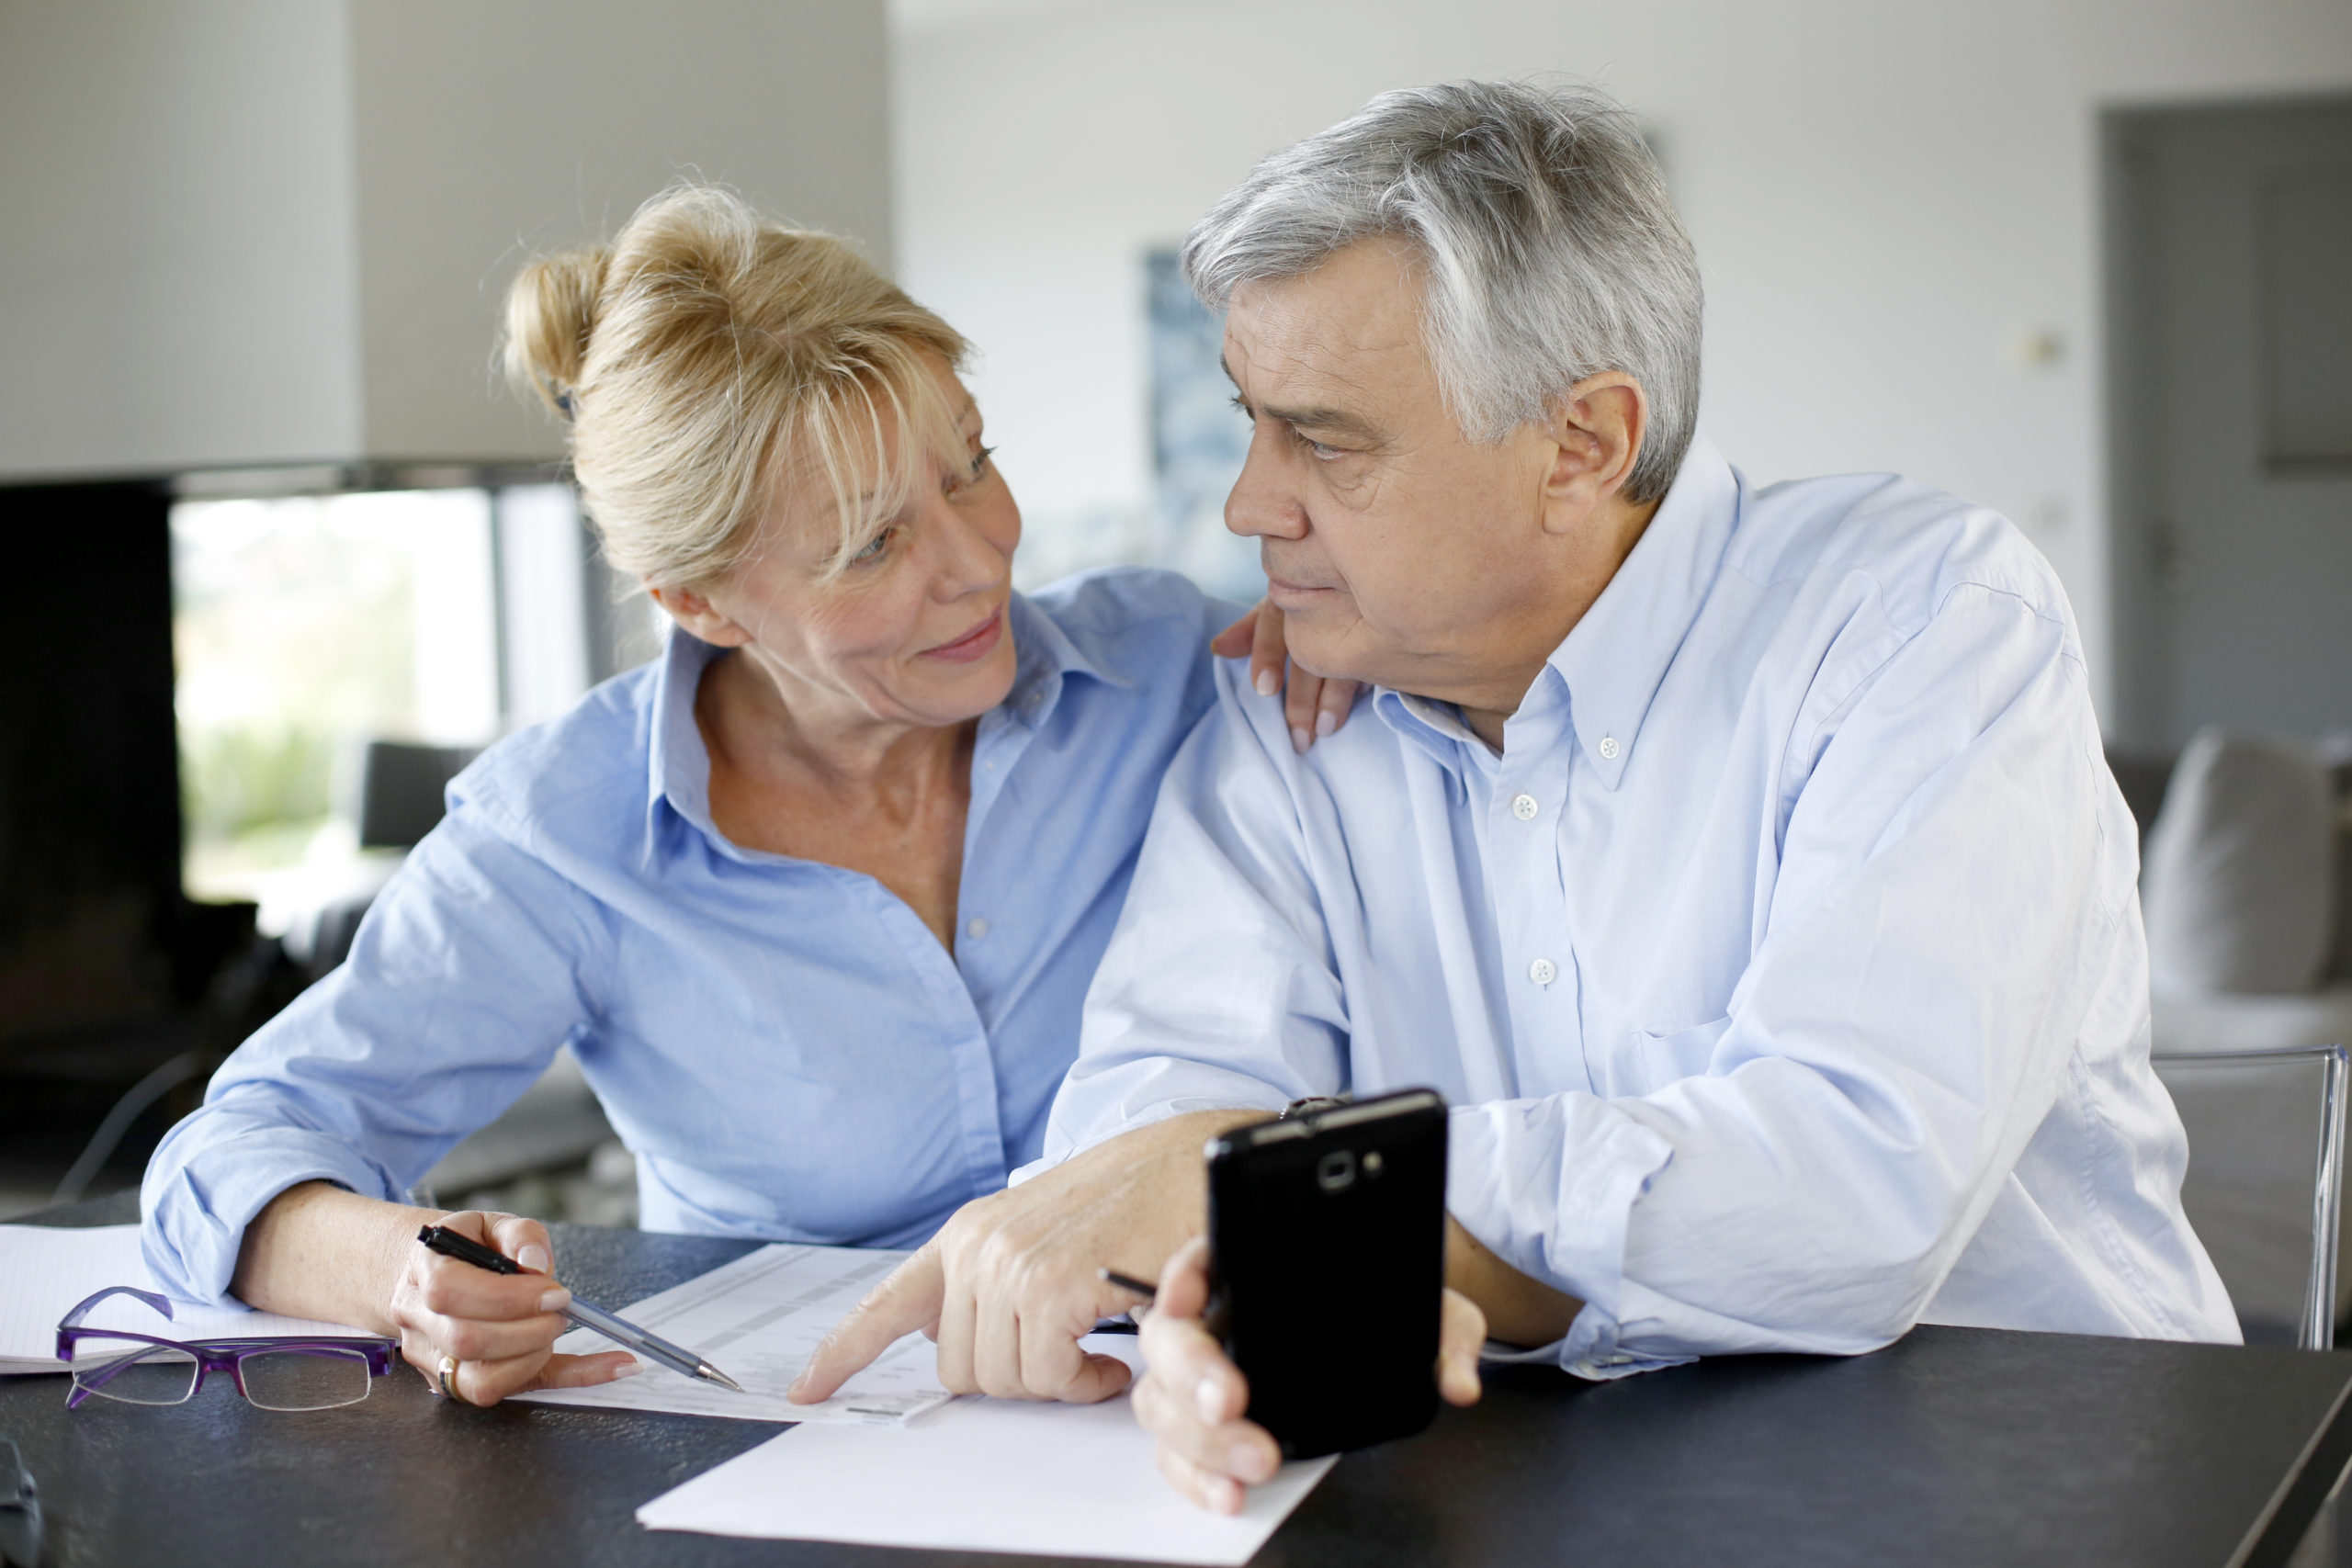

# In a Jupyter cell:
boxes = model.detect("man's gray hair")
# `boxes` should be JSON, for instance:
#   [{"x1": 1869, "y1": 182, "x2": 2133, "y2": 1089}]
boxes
[{"x1": 1182, "y1": 81, "x2": 1702, "y2": 503}]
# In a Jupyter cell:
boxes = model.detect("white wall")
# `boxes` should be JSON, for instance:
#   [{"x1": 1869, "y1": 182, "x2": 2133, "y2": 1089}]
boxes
[
  {"x1": 346, "y1": 0, "x2": 895, "y2": 463},
  {"x1": 0, "y1": 0, "x2": 894, "y2": 479},
  {"x1": 0, "y1": 0, "x2": 361, "y2": 477},
  {"x1": 891, "y1": 0, "x2": 2352, "y2": 716}
]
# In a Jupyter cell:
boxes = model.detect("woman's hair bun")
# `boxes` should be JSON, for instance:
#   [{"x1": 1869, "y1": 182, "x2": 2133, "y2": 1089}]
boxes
[{"x1": 501, "y1": 245, "x2": 610, "y2": 417}]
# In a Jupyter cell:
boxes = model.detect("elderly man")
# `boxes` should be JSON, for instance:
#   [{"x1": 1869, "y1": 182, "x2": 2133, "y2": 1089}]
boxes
[{"x1": 795, "y1": 80, "x2": 2236, "y2": 1508}]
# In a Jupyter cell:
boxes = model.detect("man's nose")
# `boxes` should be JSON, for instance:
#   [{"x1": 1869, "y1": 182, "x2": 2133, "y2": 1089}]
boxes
[{"x1": 1224, "y1": 428, "x2": 1306, "y2": 542}]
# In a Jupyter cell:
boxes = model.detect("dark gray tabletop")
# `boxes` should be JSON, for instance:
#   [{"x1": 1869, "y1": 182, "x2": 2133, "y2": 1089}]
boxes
[{"x1": 6, "y1": 1193, "x2": 2350, "y2": 1567}]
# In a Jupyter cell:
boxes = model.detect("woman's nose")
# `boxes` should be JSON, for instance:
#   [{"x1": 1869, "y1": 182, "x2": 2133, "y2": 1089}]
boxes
[{"x1": 925, "y1": 498, "x2": 1009, "y2": 596}]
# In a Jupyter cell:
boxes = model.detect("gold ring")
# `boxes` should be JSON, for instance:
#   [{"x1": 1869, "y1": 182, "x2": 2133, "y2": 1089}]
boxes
[{"x1": 437, "y1": 1353, "x2": 458, "y2": 1401}]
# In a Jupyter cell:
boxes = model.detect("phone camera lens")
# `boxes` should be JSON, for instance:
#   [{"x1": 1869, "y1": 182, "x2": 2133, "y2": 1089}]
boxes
[{"x1": 1316, "y1": 1150, "x2": 1357, "y2": 1191}]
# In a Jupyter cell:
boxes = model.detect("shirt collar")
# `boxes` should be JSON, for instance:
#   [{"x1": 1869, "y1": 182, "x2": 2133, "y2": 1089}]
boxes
[
  {"x1": 1002, "y1": 589, "x2": 1131, "y2": 729},
  {"x1": 1547, "y1": 433, "x2": 1740, "y2": 788},
  {"x1": 640, "y1": 591, "x2": 1126, "y2": 859},
  {"x1": 1372, "y1": 434, "x2": 1741, "y2": 791},
  {"x1": 645, "y1": 626, "x2": 726, "y2": 854},
  {"x1": 1372, "y1": 689, "x2": 1498, "y2": 780}
]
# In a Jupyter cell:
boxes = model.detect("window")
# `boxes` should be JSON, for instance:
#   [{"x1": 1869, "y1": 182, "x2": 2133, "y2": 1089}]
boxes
[{"x1": 171, "y1": 489, "x2": 500, "y2": 912}]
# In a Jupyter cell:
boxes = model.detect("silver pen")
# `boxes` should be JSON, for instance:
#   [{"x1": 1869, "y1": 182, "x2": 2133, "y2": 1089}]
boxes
[
  {"x1": 555, "y1": 1294, "x2": 746, "y2": 1392},
  {"x1": 416, "y1": 1224, "x2": 746, "y2": 1393}
]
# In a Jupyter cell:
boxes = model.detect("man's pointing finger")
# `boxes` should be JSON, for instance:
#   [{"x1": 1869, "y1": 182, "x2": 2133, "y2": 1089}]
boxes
[{"x1": 787, "y1": 1245, "x2": 945, "y2": 1404}]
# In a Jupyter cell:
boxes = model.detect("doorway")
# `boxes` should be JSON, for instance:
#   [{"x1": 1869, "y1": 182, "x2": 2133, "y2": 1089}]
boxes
[{"x1": 2104, "y1": 96, "x2": 2352, "y2": 750}]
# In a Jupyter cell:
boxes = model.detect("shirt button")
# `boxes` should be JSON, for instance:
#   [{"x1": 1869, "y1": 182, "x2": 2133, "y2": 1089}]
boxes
[
  {"x1": 1529, "y1": 957, "x2": 1558, "y2": 986},
  {"x1": 967, "y1": 918, "x2": 989, "y2": 941},
  {"x1": 1510, "y1": 793, "x2": 1539, "y2": 821},
  {"x1": 1598, "y1": 736, "x2": 1621, "y2": 761}
]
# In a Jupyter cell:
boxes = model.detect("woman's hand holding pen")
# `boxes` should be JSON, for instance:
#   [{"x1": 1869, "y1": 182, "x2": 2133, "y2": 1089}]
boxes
[
  {"x1": 390, "y1": 1208, "x2": 641, "y2": 1405},
  {"x1": 232, "y1": 1182, "x2": 640, "y2": 1408}
]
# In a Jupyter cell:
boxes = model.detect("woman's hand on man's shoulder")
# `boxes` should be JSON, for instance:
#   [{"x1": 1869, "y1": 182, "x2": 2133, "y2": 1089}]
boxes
[{"x1": 1210, "y1": 600, "x2": 1363, "y2": 755}]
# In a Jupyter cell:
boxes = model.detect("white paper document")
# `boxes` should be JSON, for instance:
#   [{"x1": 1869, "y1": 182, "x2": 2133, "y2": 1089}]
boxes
[
  {"x1": 0, "y1": 1224, "x2": 373, "y2": 1373},
  {"x1": 511, "y1": 1241, "x2": 954, "y2": 1427},
  {"x1": 637, "y1": 1336, "x2": 1338, "y2": 1565}
]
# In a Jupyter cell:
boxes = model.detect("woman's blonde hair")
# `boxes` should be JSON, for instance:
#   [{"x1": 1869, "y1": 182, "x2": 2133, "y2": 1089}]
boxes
[{"x1": 502, "y1": 183, "x2": 968, "y2": 589}]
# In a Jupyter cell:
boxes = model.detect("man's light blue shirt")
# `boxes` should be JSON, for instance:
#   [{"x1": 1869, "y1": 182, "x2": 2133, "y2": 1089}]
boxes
[
  {"x1": 144, "y1": 570, "x2": 1233, "y2": 1305},
  {"x1": 1045, "y1": 438, "x2": 2239, "y2": 1376}
]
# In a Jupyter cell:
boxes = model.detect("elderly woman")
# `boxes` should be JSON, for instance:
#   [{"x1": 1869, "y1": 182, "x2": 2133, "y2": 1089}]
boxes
[{"x1": 139, "y1": 185, "x2": 1346, "y2": 1405}]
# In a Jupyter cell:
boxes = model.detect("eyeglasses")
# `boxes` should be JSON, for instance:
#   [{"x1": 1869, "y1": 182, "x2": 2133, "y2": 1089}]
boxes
[{"x1": 54, "y1": 1287, "x2": 398, "y2": 1413}]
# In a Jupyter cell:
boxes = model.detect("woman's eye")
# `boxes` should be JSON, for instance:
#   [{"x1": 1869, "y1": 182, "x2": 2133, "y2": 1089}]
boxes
[
  {"x1": 942, "y1": 444, "x2": 996, "y2": 497},
  {"x1": 850, "y1": 526, "x2": 895, "y2": 564}
]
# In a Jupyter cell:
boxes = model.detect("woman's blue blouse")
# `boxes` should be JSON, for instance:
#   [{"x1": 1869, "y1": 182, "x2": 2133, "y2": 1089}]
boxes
[{"x1": 142, "y1": 570, "x2": 1234, "y2": 1303}]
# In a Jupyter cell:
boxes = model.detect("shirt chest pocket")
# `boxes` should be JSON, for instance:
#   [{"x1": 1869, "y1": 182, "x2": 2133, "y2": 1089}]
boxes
[{"x1": 1628, "y1": 1015, "x2": 1734, "y2": 1096}]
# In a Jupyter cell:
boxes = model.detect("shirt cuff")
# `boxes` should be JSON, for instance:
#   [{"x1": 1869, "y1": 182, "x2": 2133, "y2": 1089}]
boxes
[
  {"x1": 1473, "y1": 1328, "x2": 1687, "y2": 1382},
  {"x1": 141, "y1": 1121, "x2": 401, "y2": 1305},
  {"x1": 1554, "y1": 1305, "x2": 1699, "y2": 1381}
]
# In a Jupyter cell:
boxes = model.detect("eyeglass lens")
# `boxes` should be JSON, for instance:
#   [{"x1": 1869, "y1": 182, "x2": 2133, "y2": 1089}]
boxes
[
  {"x1": 239, "y1": 1348, "x2": 373, "y2": 1412},
  {"x1": 70, "y1": 1345, "x2": 198, "y2": 1406}
]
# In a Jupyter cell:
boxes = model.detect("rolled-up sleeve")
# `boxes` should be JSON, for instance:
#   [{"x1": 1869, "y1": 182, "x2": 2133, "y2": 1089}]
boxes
[{"x1": 141, "y1": 802, "x2": 606, "y2": 1304}]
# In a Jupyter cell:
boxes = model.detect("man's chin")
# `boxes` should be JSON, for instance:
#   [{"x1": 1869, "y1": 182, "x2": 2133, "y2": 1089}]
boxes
[
  {"x1": 1264, "y1": 586, "x2": 1385, "y2": 682},
  {"x1": 1282, "y1": 637, "x2": 1372, "y2": 688}
]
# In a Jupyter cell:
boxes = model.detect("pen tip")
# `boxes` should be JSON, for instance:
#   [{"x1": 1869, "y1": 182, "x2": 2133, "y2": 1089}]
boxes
[{"x1": 705, "y1": 1365, "x2": 747, "y2": 1393}]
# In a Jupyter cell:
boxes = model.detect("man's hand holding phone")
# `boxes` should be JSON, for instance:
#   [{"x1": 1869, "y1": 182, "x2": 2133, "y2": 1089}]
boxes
[{"x1": 1134, "y1": 1237, "x2": 1487, "y2": 1514}]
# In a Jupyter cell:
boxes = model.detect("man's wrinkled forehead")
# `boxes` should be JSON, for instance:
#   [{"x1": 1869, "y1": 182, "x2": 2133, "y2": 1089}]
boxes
[{"x1": 1219, "y1": 239, "x2": 1432, "y2": 422}]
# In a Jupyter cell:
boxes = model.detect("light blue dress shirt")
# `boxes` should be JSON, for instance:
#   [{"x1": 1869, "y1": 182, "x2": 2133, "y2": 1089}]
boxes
[
  {"x1": 143, "y1": 569, "x2": 1234, "y2": 1306},
  {"x1": 1045, "y1": 437, "x2": 2240, "y2": 1377}
]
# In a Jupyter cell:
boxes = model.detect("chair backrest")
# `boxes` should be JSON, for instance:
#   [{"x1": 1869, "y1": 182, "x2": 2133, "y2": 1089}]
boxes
[
  {"x1": 354, "y1": 739, "x2": 481, "y2": 850},
  {"x1": 2153, "y1": 1044, "x2": 2349, "y2": 1349}
]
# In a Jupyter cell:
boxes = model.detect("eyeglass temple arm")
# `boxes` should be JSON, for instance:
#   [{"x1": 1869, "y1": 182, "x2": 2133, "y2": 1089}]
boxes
[{"x1": 54, "y1": 1285, "x2": 175, "y2": 1358}]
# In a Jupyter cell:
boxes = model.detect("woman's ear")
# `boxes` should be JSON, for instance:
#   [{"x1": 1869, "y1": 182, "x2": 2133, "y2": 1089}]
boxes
[{"x1": 647, "y1": 582, "x2": 752, "y2": 648}]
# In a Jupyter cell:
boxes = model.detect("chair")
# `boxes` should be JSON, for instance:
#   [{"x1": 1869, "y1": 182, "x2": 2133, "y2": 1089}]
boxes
[
  {"x1": 2153, "y1": 1044, "x2": 2349, "y2": 1349},
  {"x1": 353, "y1": 739, "x2": 481, "y2": 850}
]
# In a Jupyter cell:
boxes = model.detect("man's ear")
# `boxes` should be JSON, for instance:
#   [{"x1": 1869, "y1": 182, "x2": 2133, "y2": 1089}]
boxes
[
  {"x1": 1536, "y1": 373, "x2": 1648, "y2": 536},
  {"x1": 647, "y1": 582, "x2": 752, "y2": 648}
]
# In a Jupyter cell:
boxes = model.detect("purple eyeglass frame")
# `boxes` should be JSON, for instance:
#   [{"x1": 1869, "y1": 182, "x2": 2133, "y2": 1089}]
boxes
[{"x1": 55, "y1": 1286, "x2": 399, "y2": 1412}]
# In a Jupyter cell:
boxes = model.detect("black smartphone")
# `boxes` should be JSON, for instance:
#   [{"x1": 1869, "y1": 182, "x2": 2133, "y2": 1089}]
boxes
[{"x1": 1204, "y1": 1088, "x2": 1449, "y2": 1460}]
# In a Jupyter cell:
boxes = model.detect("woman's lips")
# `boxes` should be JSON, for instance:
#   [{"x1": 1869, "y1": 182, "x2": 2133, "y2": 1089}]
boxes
[{"x1": 922, "y1": 605, "x2": 1005, "y2": 663}]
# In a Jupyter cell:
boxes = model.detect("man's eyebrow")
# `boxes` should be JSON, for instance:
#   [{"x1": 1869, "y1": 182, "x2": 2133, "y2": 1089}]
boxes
[
  {"x1": 1265, "y1": 403, "x2": 1385, "y2": 445},
  {"x1": 1218, "y1": 355, "x2": 1387, "y2": 446}
]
